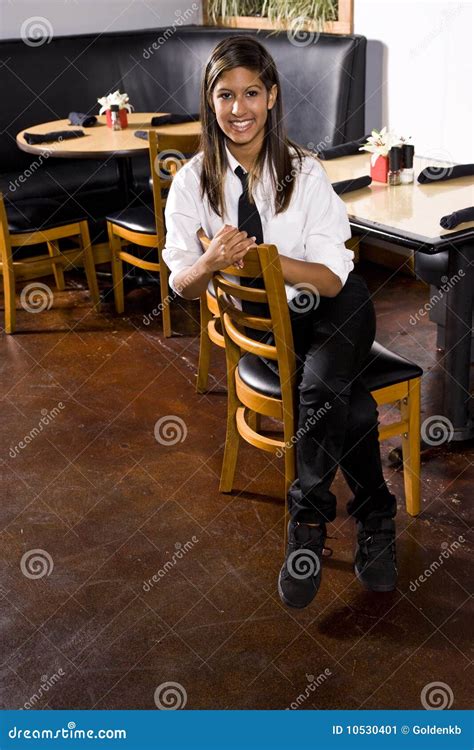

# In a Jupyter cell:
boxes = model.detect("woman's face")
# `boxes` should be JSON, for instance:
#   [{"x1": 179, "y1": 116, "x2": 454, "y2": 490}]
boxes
[{"x1": 211, "y1": 66, "x2": 277, "y2": 153}]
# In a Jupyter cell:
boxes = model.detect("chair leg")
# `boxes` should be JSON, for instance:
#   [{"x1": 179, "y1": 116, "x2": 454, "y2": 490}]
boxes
[
  {"x1": 400, "y1": 377, "x2": 422, "y2": 516},
  {"x1": 219, "y1": 377, "x2": 241, "y2": 494},
  {"x1": 2, "y1": 265, "x2": 16, "y2": 334},
  {"x1": 247, "y1": 410, "x2": 261, "y2": 432},
  {"x1": 47, "y1": 240, "x2": 65, "y2": 290},
  {"x1": 107, "y1": 222, "x2": 124, "y2": 314},
  {"x1": 158, "y1": 250, "x2": 171, "y2": 337},
  {"x1": 196, "y1": 295, "x2": 213, "y2": 393},
  {"x1": 79, "y1": 221, "x2": 100, "y2": 307}
]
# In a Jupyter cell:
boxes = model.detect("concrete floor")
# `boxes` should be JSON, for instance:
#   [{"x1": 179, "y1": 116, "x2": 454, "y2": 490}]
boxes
[{"x1": 0, "y1": 259, "x2": 472, "y2": 710}]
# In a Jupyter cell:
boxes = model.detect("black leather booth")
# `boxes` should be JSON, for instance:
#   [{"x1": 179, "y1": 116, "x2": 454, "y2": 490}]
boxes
[{"x1": 0, "y1": 26, "x2": 366, "y2": 244}]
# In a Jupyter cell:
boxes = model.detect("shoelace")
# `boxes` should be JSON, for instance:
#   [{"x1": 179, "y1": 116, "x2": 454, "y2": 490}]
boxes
[{"x1": 360, "y1": 530, "x2": 396, "y2": 562}]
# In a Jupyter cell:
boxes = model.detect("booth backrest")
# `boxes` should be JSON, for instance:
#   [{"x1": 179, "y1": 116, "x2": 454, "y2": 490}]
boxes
[{"x1": 0, "y1": 25, "x2": 366, "y2": 173}]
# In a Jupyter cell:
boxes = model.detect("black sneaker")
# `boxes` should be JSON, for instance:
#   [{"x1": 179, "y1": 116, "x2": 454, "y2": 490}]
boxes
[
  {"x1": 278, "y1": 521, "x2": 326, "y2": 608},
  {"x1": 354, "y1": 517, "x2": 398, "y2": 592}
]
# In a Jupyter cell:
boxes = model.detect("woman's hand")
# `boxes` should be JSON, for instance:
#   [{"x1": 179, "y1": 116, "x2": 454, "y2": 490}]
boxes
[{"x1": 202, "y1": 224, "x2": 257, "y2": 273}]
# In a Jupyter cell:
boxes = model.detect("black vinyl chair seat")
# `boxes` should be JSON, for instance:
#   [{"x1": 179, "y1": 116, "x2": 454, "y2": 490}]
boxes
[
  {"x1": 106, "y1": 205, "x2": 156, "y2": 235},
  {"x1": 238, "y1": 340, "x2": 423, "y2": 399},
  {"x1": 6, "y1": 198, "x2": 86, "y2": 234}
]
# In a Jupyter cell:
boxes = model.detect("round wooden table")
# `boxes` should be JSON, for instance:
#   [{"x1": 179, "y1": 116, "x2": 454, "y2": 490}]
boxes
[{"x1": 16, "y1": 112, "x2": 201, "y2": 198}]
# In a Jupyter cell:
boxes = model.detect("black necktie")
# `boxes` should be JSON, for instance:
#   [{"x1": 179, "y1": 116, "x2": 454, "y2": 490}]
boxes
[
  {"x1": 234, "y1": 165, "x2": 267, "y2": 319},
  {"x1": 235, "y1": 165, "x2": 264, "y2": 245}
]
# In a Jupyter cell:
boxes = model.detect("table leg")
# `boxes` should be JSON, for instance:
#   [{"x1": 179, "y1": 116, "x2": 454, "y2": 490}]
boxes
[
  {"x1": 117, "y1": 156, "x2": 134, "y2": 204},
  {"x1": 444, "y1": 241, "x2": 473, "y2": 440}
]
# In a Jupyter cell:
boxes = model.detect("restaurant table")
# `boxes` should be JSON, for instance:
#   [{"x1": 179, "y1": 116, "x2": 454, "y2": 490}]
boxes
[
  {"x1": 324, "y1": 153, "x2": 474, "y2": 441},
  {"x1": 16, "y1": 112, "x2": 201, "y2": 201}
]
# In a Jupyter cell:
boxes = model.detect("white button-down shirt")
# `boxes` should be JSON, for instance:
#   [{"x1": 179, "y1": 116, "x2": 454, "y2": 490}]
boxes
[{"x1": 162, "y1": 144, "x2": 354, "y2": 301}]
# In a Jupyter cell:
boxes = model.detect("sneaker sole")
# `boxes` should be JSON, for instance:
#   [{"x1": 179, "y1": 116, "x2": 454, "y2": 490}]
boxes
[{"x1": 354, "y1": 564, "x2": 396, "y2": 592}]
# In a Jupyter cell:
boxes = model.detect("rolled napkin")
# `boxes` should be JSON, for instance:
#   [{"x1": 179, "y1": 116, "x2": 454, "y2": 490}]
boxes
[
  {"x1": 332, "y1": 175, "x2": 372, "y2": 195},
  {"x1": 68, "y1": 111, "x2": 97, "y2": 127},
  {"x1": 417, "y1": 163, "x2": 474, "y2": 184},
  {"x1": 134, "y1": 130, "x2": 148, "y2": 141},
  {"x1": 317, "y1": 135, "x2": 371, "y2": 160},
  {"x1": 151, "y1": 113, "x2": 199, "y2": 126},
  {"x1": 23, "y1": 130, "x2": 85, "y2": 145},
  {"x1": 440, "y1": 206, "x2": 474, "y2": 230}
]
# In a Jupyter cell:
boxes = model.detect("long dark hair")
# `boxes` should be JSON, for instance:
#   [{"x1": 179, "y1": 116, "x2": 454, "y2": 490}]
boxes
[{"x1": 199, "y1": 35, "x2": 310, "y2": 218}]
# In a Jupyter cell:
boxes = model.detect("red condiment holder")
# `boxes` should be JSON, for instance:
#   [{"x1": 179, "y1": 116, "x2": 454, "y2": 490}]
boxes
[
  {"x1": 105, "y1": 109, "x2": 128, "y2": 129},
  {"x1": 370, "y1": 155, "x2": 389, "y2": 183}
]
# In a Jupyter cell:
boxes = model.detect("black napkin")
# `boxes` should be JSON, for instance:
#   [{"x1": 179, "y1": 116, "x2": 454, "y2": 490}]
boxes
[
  {"x1": 151, "y1": 113, "x2": 199, "y2": 126},
  {"x1": 440, "y1": 206, "x2": 474, "y2": 229},
  {"x1": 417, "y1": 163, "x2": 474, "y2": 184},
  {"x1": 332, "y1": 175, "x2": 372, "y2": 195},
  {"x1": 317, "y1": 135, "x2": 371, "y2": 160},
  {"x1": 68, "y1": 111, "x2": 97, "y2": 127},
  {"x1": 134, "y1": 130, "x2": 148, "y2": 141},
  {"x1": 23, "y1": 130, "x2": 85, "y2": 145}
]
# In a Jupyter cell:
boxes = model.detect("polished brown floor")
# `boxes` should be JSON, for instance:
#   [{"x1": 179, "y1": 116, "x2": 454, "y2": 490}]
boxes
[{"x1": 1, "y1": 259, "x2": 472, "y2": 710}]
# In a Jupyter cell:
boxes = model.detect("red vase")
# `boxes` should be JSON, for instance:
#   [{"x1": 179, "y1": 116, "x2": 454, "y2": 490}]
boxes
[
  {"x1": 370, "y1": 155, "x2": 389, "y2": 183},
  {"x1": 105, "y1": 109, "x2": 128, "y2": 129}
]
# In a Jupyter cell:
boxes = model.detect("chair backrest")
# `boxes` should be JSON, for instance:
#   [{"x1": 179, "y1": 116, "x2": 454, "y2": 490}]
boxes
[
  {"x1": 199, "y1": 234, "x2": 297, "y2": 405},
  {"x1": 148, "y1": 130, "x2": 201, "y2": 243},
  {"x1": 0, "y1": 193, "x2": 13, "y2": 270}
]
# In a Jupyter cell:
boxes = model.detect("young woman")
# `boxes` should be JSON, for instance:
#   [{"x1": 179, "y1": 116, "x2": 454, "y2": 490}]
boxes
[{"x1": 162, "y1": 36, "x2": 397, "y2": 609}]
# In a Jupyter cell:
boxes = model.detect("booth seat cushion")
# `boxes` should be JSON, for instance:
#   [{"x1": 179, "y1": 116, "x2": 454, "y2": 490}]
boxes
[{"x1": 237, "y1": 341, "x2": 423, "y2": 399}]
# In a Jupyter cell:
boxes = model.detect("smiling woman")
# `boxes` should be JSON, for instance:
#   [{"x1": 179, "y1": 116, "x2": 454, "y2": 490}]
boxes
[{"x1": 161, "y1": 35, "x2": 398, "y2": 611}]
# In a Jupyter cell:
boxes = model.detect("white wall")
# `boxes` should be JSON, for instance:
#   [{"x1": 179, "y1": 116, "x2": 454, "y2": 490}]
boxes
[
  {"x1": 356, "y1": 0, "x2": 473, "y2": 162},
  {"x1": 0, "y1": 0, "x2": 201, "y2": 39}
]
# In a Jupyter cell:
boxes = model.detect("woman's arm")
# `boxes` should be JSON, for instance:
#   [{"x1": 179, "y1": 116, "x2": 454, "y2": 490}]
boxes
[{"x1": 279, "y1": 255, "x2": 343, "y2": 297}]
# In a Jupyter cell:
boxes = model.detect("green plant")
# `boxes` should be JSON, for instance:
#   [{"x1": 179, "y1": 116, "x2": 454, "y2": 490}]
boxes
[{"x1": 207, "y1": 0, "x2": 338, "y2": 28}]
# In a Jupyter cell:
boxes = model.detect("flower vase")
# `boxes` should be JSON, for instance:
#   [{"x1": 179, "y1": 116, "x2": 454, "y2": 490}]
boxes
[
  {"x1": 370, "y1": 155, "x2": 389, "y2": 183},
  {"x1": 105, "y1": 109, "x2": 128, "y2": 129}
]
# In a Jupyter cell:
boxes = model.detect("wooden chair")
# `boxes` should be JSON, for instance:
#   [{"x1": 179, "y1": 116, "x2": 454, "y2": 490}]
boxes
[
  {"x1": 196, "y1": 236, "x2": 360, "y2": 393},
  {"x1": 199, "y1": 236, "x2": 423, "y2": 519},
  {"x1": 106, "y1": 130, "x2": 200, "y2": 337},
  {"x1": 0, "y1": 193, "x2": 100, "y2": 334}
]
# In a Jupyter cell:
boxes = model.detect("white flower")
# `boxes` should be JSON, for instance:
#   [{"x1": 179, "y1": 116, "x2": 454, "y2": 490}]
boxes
[
  {"x1": 97, "y1": 90, "x2": 133, "y2": 114},
  {"x1": 359, "y1": 127, "x2": 404, "y2": 165}
]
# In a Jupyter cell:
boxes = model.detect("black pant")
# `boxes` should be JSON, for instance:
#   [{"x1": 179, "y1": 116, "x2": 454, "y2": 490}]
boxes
[{"x1": 284, "y1": 272, "x2": 397, "y2": 524}]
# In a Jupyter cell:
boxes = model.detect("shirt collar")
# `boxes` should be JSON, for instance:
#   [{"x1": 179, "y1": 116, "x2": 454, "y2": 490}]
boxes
[{"x1": 224, "y1": 142, "x2": 246, "y2": 175}]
